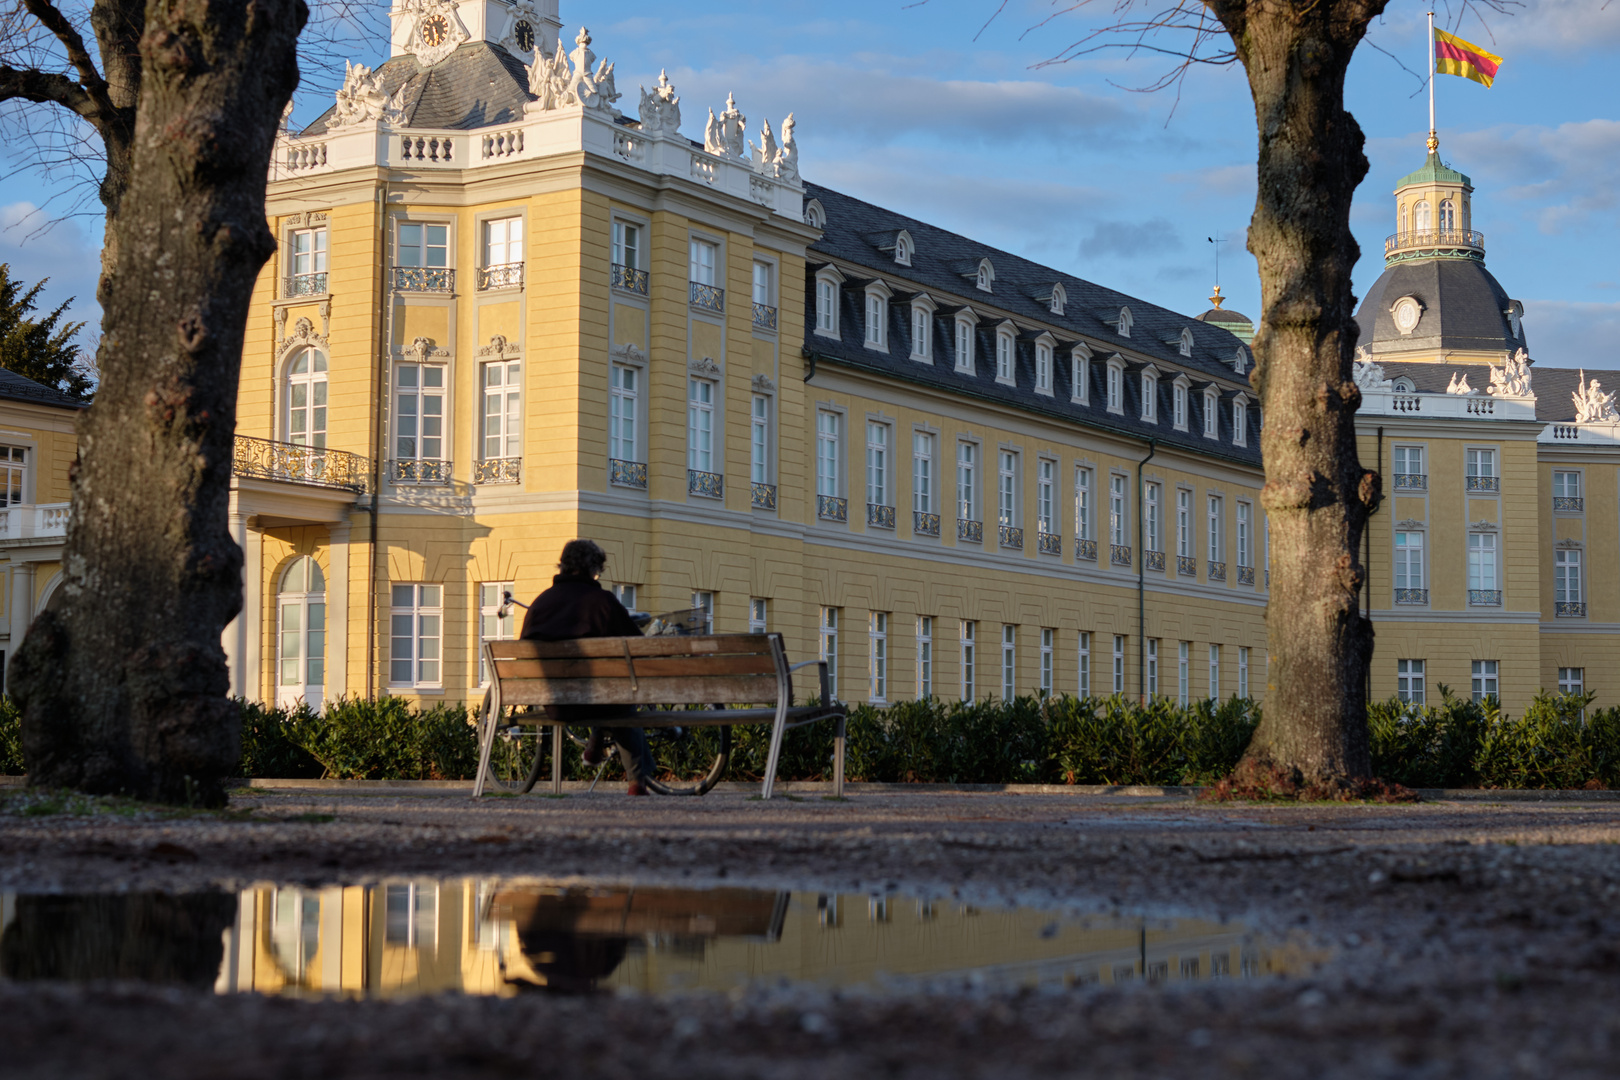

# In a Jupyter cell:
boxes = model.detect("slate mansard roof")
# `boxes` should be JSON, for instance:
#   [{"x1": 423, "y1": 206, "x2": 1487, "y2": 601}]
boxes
[
  {"x1": 303, "y1": 42, "x2": 534, "y2": 135},
  {"x1": 0, "y1": 368, "x2": 87, "y2": 409},
  {"x1": 1379, "y1": 361, "x2": 1585, "y2": 424},
  {"x1": 1356, "y1": 258, "x2": 1525, "y2": 358},
  {"x1": 801, "y1": 182, "x2": 1261, "y2": 465}
]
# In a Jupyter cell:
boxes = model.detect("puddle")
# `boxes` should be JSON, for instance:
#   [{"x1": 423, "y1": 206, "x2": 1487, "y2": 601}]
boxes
[{"x1": 0, "y1": 882, "x2": 1322, "y2": 998}]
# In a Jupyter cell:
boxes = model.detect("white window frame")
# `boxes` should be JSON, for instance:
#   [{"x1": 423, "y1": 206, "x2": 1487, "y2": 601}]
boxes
[
  {"x1": 610, "y1": 362, "x2": 641, "y2": 465},
  {"x1": 1106, "y1": 358, "x2": 1124, "y2": 414},
  {"x1": 866, "y1": 421, "x2": 892, "y2": 511},
  {"x1": 1034, "y1": 337, "x2": 1054, "y2": 395},
  {"x1": 1208, "y1": 643, "x2": 1220, "y2": 700},
  {"x1": 691, "y1": 591, "x2": 715, "y2": 634},
  {"x1": 995, "y1": 324, "x2": 1017, "y2": 385},
  {"x1": 1039, "y1": 627, "x2": 1054, "y2": 698},
  {"x1": 864, "y1": 283, "x2": 892, "y2": 351},
  {"x1": 1236, "y1": 502, "x2": 1252, "y2": 569},
  {"x1": 752, "y1": 260, "x2": 774, "y2": 308},
  {"x1": 1559, "y1": 666, "x2": 1584, "y2": 698},
  {"x1": 0, "y1": 444, "x2": 26, "y2": 506},
  {"x1": 975, "y1": 258, "x2": 995, "y2": 293},
  {"x1": 1109, "y1": 474, "x2": 1127, "y2": 547},
  {"x1": 1556, "y1": 548, "x2": 1583, "y2": 605},
  {"x1": 816, "y1": 410, "x2": 842, "y2": 500},
  {"x1": 750, "y1": 393, "x2": 772, "y2": 485},
  {"x1": 285, "y1": 349, "x2": 329, "y2": 448},
  {"x1": 1468, "y1": 532, "x2": 1498, "y2": 592},
  {"x1": 1395, "y1": 530, "x2": 1425, "y2": 592},
  {"x1": 957, "y1": 441, "x2": 980, "y2": 525},
  {"x1": 1036, "y1": 458, "x2": 1056, "y2": 537},
  {"x1": 1466, "y1": 446, "x2": 1497, "y2": 481},
  {"x1": 689, "y1": 237, "x2": 718, "y2": 286},
  {"x1": 1178, "y1": 327, "x2": 1194, "y2": 357},
  {"x1": 1141, "y1": 368, "x2": 1158, "y2": 423},
  {"x1": 1233, "y1": 397, "x2": 1248, "y2": 447},
  {"x1": 477, "y1": 581, "x2": 516, "y2": 685},
  {"x1": 1000, "y1": 624, "x2": 1016, "y2": 702},
  {"x1": 1238, "y1": 646, "x2": 1250, "y2": 698},
  {"x1": 389, "y1": 583, "x2": 443, "y2": 688},
  {"x1": 393, "y1": 361, "x2": 447, "y2": 473},
  {"x1": 396, "y1": 220, "x2": 448, "y2": 270},
  {"x1": 1146, "y1": 638, "x2": 1159, "y2": 697},
  {"x1": 1116, "y1": 307, "x2": 1132, "y2": 338},
  {"x1": 1203, "y1": 388, "x2": 1219, "y2": 439},
  {"x1": 913, "y1": 431, "x2": 936, "y2": 518},
  {"x1": 1553, "y1": 469, "x2": 1582, "y2": 501},
  {"x1": 278, "y1": 557, "x2": 327, "y2": 705},
  {"x1": 815, "y1": 272, "x2": 841, "y2": 337},
  {"x1": 961, "y1": 620, "x2": 977, "y2": 700},
  {"x1": 1397, "y1": 658, "x2": 1425, "y2": 705},
  {"x1": 1177, "y1": 641, "x2": 1190, "y2": 706},
  {"x1": 1172, "y1": 377, "x2": 1190, "y2": 431},
  {"x1": 917, "y1": 615, "x2": 934, "y2": 698},
  {"x1": 1207, "y1": 495, "x2": 1224, "y2": 562},
  {"x1": 611, "y1": 219, "x2": 643, "y2": 271},
  {"x1": 870, "y1": 611, "x2": 889, "y2": 703},
  {"x1": 893, "y1": 230, "x2": 914, "y2": 265},
  {"x1": 687, "y1": 377, "x2": 717, "y2": 475},
  {"x1": 910, "y1": 297, "x2": 935, "y2": 363},
  {"x1": 482, "y1": 215, "x2": 523, "y2": 271},
  {"x1": 288, "y1": 225, "x2": 328, "y2": 294},
  {"x1": 1145, "y1": 481, "x2": 1161, "y2": 555},
  {"x1": 481, "y1": 358, "x2": 522, "y2": 462},
  {"x1": 1176, "y1": 489, "x2": 1192, "y2": 559},
  {"x1": 954, "y1": 313, "x2": 977, "y2": 374},
  {"x1": 1394, "y1": 444, "x2": 1425, "y2": 483},
  {"x1": 1471, "y1": 659, "x2": 1499, "y2": 703},
  {"x1": 1075, "y1": 466, "x2": 1093, "y2": 543},
  {"x1": 1078, "y1": 631, "x2": 1091, "y2": 697},
  {"x1": 1071, "y1": 346, "x2": 1091, "y2": 404},
  {"x1": 749, "y1": 598, "x2": 768, "y2": 633},
  {"x1": 997, "y1": 450, "x2": 1019, "y2": 528},
  {"x1": 1112, "y1": 634, "x2": 1126, "y2": 695},
  {"x1": 819, "y1": 606, "x2": 839, "y2": 698}
]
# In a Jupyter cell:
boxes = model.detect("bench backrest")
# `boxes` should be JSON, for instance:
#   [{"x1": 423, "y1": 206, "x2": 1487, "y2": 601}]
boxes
[{"x1": 484, "y1": 633, "x2": 790, "y2": 708}]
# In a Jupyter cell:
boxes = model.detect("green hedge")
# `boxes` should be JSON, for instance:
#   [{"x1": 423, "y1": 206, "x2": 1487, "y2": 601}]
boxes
[{"x1": 2, "y1": 691, "x2": 1617, "y2": 788}]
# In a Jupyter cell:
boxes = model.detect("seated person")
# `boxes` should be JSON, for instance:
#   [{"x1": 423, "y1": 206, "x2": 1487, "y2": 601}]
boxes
[{"x1": 520, "y1": 539, "x2": 656, "y2": 796}]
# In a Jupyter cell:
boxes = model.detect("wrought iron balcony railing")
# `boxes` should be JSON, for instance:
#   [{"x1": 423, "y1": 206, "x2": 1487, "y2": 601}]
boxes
[
  {"x1": 998, "y1": 524, "x2": 1023, "y2": 550},
  {"x1": 1037, "y1": 531, "x2": 1060, "y2": 556},
  {"x1": 1208, "y1": 560, "x2": 1227, "y2": 582},
  {"x1": 391, "y1": 458, "x2": 451, "y2": 484},
  {"x1": 1144, "y1": 550, "x2": 1165, "y2": 572},
  {"x1": 1237, "y1": 566, "x2": 1255, "y2": 586},
  {"x1": 958, "y1": 519, "x2": 983, "y2": 543},
  {"x1": 1469, "y1": 589, "x2": 1502, "y2": 606},
  {"x1": 1076, "y1": 538, "x2": 1097, "y2": 561},
  {"x1": 474, "y1": 457, "x2": 521, "y2": 485},
  {"x1": 1395, "y1": 588, "x2": 1429, "y2": 605},
  {"x1": 610, "y1": 459, "x2": 647, "y2": 490},
  {"x1": 1110, "y1": 544, "x2": 1132, "y2": 567},
  {"x1": 913, "y1": 511, "x2": 940, "y2": 536},
  {"x1": 1553, "y1": 496, "x2": 1584, "y2": 513},
  {"x1": 817, "y1": 494, "x2": 848, "y2": 522},
  {"x1": 1384, "y1": 229, "x2": 1485, "y2": 257},
  {"x1": 1465, "y1": 475, "x2": 1500, "y2": 493},
  {"x1": 690, "y1": 281, "x2": 724, "y2": 312},
  {"x1": 392, "y1": 266, "x2": 455, "y2": 292},
  {"x1": 1556, "y1": 601, "x2": 1587, "y2": 618},
  {"x1": 1393, "y1": 473, "x2": 1426, "y2": 491},
  {"x1": 612, "y1": 263, "x2": 649, "y2": 295},
  {"x1": 1177, "y1": 555, "x2": 1197, "y2": 577},
  {"x1": 688, "y1": 469, "x2": 723, "y2": 499},
  {"x1": 232, "y1": 435, "x2": 370, "y2": 494},
  {"x1": 868, "y1": 503, "x2": 896, "y2": 529},
  {"x1": 752, "y1": 303, "x2": 778, "y2": 331},
  {"x1": 284, "y1": 272, "x2": 328, "y2": 298},
  {"x1": 477, "y1": 262, "x2": 523, "y2": 291},
  {"x1": 751, "y1": 482, "x2": 777, "y2": 510}
]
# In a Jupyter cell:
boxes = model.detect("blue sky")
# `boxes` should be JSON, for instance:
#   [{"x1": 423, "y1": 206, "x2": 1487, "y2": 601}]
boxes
[{"x1": 4, "y1": 0, "x2": 1618, "y2": 366}]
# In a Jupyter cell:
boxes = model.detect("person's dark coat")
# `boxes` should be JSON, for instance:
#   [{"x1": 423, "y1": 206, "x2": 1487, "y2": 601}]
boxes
[{"x1": 520, "y1": 575, "x2": 642, "y2": 641}]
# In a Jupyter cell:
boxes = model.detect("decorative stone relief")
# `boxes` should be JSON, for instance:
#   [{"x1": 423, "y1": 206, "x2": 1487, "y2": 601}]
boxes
[
  {"x1": 1556, "y1": 538, "x2": 1584, "y2": 549},
  {"x1": 637, "y1": 70, "x2": 681, "y2": 135},
  {"x1": 689, "y1": 356, "x2": 721, "y2": 376},
  {"x1": 277, "y1": 317, "x2": 329, "y2": 359},
  {"x1": 704, "y1": 93, "x2": 747, "y2": 159},
  {"x1": 528, "y1": 27, "x2": 620, "y2": 115},
  {"x1": 751, "y1": 374, "x2": 776, "y2": 393},
  {"x1": 318, "y1": 301, "x2": 330, "y2": 338},
  {"x1": 1445, "y1": 371, "x2": 1477, "y2": 395},
  {"x1": 1470, "y1": 520, "x2": 1499, "y2": 532},
  {"x1": 1487, "y1": 348, "x2": 1534, "y2": 399},
  {"x1": 1572, "y1": 368, "x2": 1618, "y2": 423},
  {"x1": 332, "y1": 60, "x2": 407, "y2": 128},
  {"x1": 1394, "y1": 518, "x2": 1426, "y2": 531},
  {"x1": 1352, "y1": 358, "x2": 1393, "y2": 391},
  {"x1": 477, "y1": 334, "x2": 522, "y2": 358},
  {"x1": 404, "y1": 336, "x2": 450, "y2": 361},
  {"x1": 274, "y1": 307, "x2": 289, "y2": 343},
  {"x1": 611, "y1": 343, "x2": 646, "y2": 364}
]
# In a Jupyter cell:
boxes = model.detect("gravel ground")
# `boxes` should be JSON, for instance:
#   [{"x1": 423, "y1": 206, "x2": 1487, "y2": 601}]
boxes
[{"x1": 3, "y1": 786, "x2": 1620, "y2": 1078}]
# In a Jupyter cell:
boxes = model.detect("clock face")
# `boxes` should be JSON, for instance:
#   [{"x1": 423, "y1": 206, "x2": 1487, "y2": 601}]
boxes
[
  {"x1": 514, "y1": 19, "x2": 534, "y2": 51},
  {"x1": 420, "y1": 14, "x2": 449, "y2": 47}
]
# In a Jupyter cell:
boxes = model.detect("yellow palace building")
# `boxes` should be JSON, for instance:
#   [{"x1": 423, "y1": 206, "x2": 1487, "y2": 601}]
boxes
[{"x1": 0, "y1": 0, "x2": 1612, "y2": 716}]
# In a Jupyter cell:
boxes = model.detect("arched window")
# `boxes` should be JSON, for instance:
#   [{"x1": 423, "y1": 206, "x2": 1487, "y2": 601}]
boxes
[
  {"x1": 286, "y1": 350, "x2": 329, "y2": 448},
  {"x1": 1413, "y1": 201, "x2": 1432, "y2": 232},
  {"x1": 278, "y1": 556, "x2": 327, "y2": 709},
  {"x1": 1399, "y1": 202, "x2": 1408, "y2": 236},
  {"x1": 1438, "y1": 199, "x2": 1456, "y2": 232}
]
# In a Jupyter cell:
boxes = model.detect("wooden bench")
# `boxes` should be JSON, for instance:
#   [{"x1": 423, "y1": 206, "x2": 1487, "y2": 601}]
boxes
[{"x1": 472, "y1": 632, "x2": 847, "y2": 799}]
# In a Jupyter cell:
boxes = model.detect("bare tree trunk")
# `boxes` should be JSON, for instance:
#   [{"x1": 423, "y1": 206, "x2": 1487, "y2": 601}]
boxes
[
  {"x1": 11, "y1": 0, "x2": 306, "y2": 806},
  {"x1": 1204, "y1": 0, "x2": 1386, "y2": 784}
]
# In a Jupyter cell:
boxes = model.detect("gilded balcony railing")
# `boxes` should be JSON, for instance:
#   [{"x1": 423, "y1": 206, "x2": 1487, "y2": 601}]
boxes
[
  {"x1": 752, "y1": 302, "x2": 778, "y2": 331},
  {"x1": 1393, "y1": 473, "x2": 1426, "y2": 491},
  {"x1": 1208, "y1": 560, "x2": 1227, "y2": 582},
  {"x1": 474, "y1": 457, "x2": 521, "y2": 485},
  {"x1": 751, "y1": 482, "x2": 777, "y2": 510},
  {"x1": 232, "y1": 435, "x2": 370, "y2": 494},
  {"x1": 817, "y1": 495, "x2": 848, "y2": 522},
  {"x1": 1237, "y1": 566, "x2": 1255, "y2": 586},
  {"x1": 477, "y1": 263, "x2": 523, "y2": 291},
  {"x1": 609, "y1": 459, "x2": 647, "y2": 490},
  {"x1": 391, "y1": 458, "x2": 451, "y2": 484},
  {"x1": 1465, "y1": 475, "x2": 1500, "y2": 493},
  {"x1": 1556, "y1": 601, "x2": 1587, "y2": 618},
  {"x1": 1553, "y1": 496, "x2": 1584, "y2": 513},
  {"x1": 1144, "y1": 550, "x2": 1165, "y2": 572},
  {"x1": 689, "y1": 281, "x2": 724, "y2": 312},
  {"x1": 283, "y1": 272, "x2": 328, "y2": 298},
  {"x1": 688, "y1": 469, "x2": 723, "y2": 499},
  {"x1": 913, "y1": 511, "x2": 940, "y2": 536},
  {"x1": 1395, "y1": 588, "x2": 1429, "y2": 605},
  {"x1": 1384, "y1": 229, "x2": 1485, "y2": 259},
  {"x1": 868, "y1": 503, "x2": 896, "y2": 529},
  {"x1": 958, "y1": 519, "x2": 983, "y2": 543},
  {"x1": 612, "y1": 263, "x2": 648, "y2": 295},
  {"x1": 1037, "y1": 531, "x2": 1060, "y2": 556},
  {"x1": 998, "y1": 524, "x2": 1023, "y2": 550},
  {"x1": 392, "y1": 266, "x2": 454, "y2": 292},
  {"x1": 1469, "y1": 589, "x2": 1502, "y2": 606},
  {"x1": 1110, "y1": 544, "x2": 1132, "y2": 567},
  {"x1": 1177, "y1": 555, "x2": 1197, "y2": 576},
  {"x1": 1076, "y1": 538, "x2": 1097, "y2": 561}
]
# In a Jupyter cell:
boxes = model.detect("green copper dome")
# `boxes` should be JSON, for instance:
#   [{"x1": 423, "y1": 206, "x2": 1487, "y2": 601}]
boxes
[{"x1": 1396, "y1": 152, "x2": 1471, "y2": 191}]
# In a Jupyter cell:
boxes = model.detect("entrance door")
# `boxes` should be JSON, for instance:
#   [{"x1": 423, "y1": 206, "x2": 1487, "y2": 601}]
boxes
[{"x1": 277, "y1": 556, "x2": 326, "y2": 710}]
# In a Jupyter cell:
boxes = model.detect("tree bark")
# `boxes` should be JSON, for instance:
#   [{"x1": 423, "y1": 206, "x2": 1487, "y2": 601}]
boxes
[
  {"x1": 1208, "y1": 0, "x2": 1386, "y2": 783},
  {"x1": 11, "y1": 0, "x2": 306, "y2": 806}
]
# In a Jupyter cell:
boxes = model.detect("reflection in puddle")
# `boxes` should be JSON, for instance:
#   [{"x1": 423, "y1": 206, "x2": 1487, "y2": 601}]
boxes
[{"x1": 0, "y1": 882, "x2": 1320, "y2": 998}]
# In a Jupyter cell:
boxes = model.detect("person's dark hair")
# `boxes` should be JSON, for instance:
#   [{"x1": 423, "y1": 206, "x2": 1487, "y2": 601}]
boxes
[{"x1": 558, "y1": 538, "x2": 608, "y2": 579}]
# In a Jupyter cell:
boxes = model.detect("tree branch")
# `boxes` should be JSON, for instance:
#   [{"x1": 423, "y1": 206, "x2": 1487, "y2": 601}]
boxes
[
  {"x1": 20, "y1": 0, "x2": 117, "y2": 127},
  {"x1": 0, "y1": 62, "x2": 98, "y2": 119}
]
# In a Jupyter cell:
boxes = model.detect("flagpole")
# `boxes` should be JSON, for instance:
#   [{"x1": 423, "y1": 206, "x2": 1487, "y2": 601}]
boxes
[{"x1": 1427, "y1": 11, "x2": 1438, "y2": 153}]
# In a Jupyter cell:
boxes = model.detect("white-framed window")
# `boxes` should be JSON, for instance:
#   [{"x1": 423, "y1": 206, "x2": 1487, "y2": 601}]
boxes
[
  {"x1": 1035, "y1": 340, "x2": 1053, "y2": 394},
  {"x1": 397, "y1": 221, "x2": 448, "y2": 269},
  {"x1": 477, "y1": 581, "x2": 516, "y2": 685},
  {"x1": 1178, "y1": 328, "x2": 1194, "y2": 357},
  {"x1": 816, "y1": 410, "x2": 841, "y2": 499},
  {"x1": 289, "y1": 226, "x2": 327, "y2": 293},
  {"x1": 917, "y1": 616, "x2": 934, "y2": 698},
  {"x1": 1036, "y1": 459, "x2": 1055, "y2": 536},
  {"x1": 1115, "y1": 307, "x2": 1133, "y2": 337},
  {"x1": 819, "y1": 606, "x2": 839, "y2": 698},
  {"x1": 611, "y1": 219, "x2": 642, "y2": 270},
  {"x1": 483, "y1": 215, "x2": 522, "y2": 269},
  {"x1": 1472, "y1": 660, "x2": 1499, "y2": 703},
  {"x1": 1145, "y1": 482, "x2": 1161, "y2": 554},
  {"x1": 1394, "y1": 445, "x2": 1424, "y2": 482},
  {"x1": 383, "y1": 883, "x2": 438, "y2": 948},
  {"x1": 995, "y1": 326, "x2": 1016, "y2": 384},
  {"x1": 613, "y1": 583, "x2": 637, "y2": 611},
  {"x1": 1414, "y1": 200, "x2": 1432, "y2": 231},
  {"x1": 954, "y1": 316, "x2": 976, "y2": 374},
  {"x1": 749, "y1": 598, "x2": 768, "y2": 633},
  {"x1": 913, "y1": 431, "x2": 935, "y2": 517},
  {"x1": 1208, "y1": 644, "x2": 1220, "y2": 700},
  {"x1": 389, "y1": 583, "x2": 443, "y2": 687},
  {"x1": 1554, "y1": 470, "x2": 1582, "y2": 503},
  {"x1": 1559, "y1": 667, "x2": 1584, "y2": 697},
  {"x1": 1173, "y1": 381, "x2": 1188, "y2": 430},
  {"x1": 1203, "y1": 389, "x2": 1219, "y2": 438},
  {"x1": 1238, "y1": 646, "x2": 1250, "y2": 698},
  {"x1": 1109, "y1": 474, "x2": 1127, "y2": 547},
  {"x1": 1178, "y1": 641, "x2": 1190, "y2": 706},
  {"x1": 976, "y1": 259, "x2": 995, "y2": 292},
  {"x1": 278, "y1": 557, "x2": 326, "y2": 706},
  {"x1": 1048, "y1": 282, "x2": 1067, "y2": 316},
  {"x1": 1075, "y1": 467, "x2": 1093, "y2": 543},
  {"x1": 1397, "y1": 658, "x2": 1425, "y2": 705},
  {"x1": 1146, "y1": 638, "x2": 1159, "y2": 697},
  {"x1": 1106, "y1": 360, "x2": 1123, "y2": 413},
  {"x1": 481, "y1": 359, "x2": 521, "y2": 461},
  {"x1": 1071, "y1": 347, "x2": 1091, "y2": 404},
  {"x1": 1176, "y1": 490, "x2": 1192, "y2": 559},
  {"x1": 866, "y1": 422, "x2": 891, "y2": 509},
  {"x1": 997, "y1": 450, "x2": 1018, "y2": 528},
  {"x1": 870, "y1": 611, "x2": 889, "y2": 702},
  {"x1": 865, "y1": 290, "x2": 888, "y2": 349},
  {"x1": 1467, "y1": 447, "x2": 1497, "y2": 484},
  {"x1": 1112, "y1": 635, "x2": 1125, "y2": 694},
  {"x1": 394, "y1": 362, "x2": 446, "y2": 469},
  {"x1": 961, "y1": 620, "x2": 977, "y2": 700},
  {"x1": 911, "y1": 303, "x2": 933, "y2": 362},
  {"x1": 753, "y1": 261, "x2": 773, "y2": 308},
  {"x1": 285, "y1": 350, "x2": 329, "y2": 448},
  {"x1": 610, "y1": 363, "x2": 639, "y2": 463},
  {"x1": 1141, "y1": 371, "x2": 1158, "y2": 422},
  {"x1": 687, "y1": 378, "x2": 716, "y2": 474},
  {"x1": 0, "y1": 445, "x2": 24, "y2": 505},
  {"x1": 1207, "y1": 495, "x2": 1224, "y2": 562},
  {"x1": 1000, "y1": 624, "x2": 1016, "y2": 701},
  {"x1": 1395, "y1": 531, "x2": 1425, "y2": 592},
  {"x1": 1078, "y1": 631, "x2": 1091, "y2": 697},
  {"x1": 894, "y1": 230, "x2": 914, "y2": 265},
  {"x1": 1236, "y1": 502, "x2": 1251, "y2": 569},
  {"x1": 1233, "y1": 399, "x2": 1248, "y2": 446},
  {"x1": 689, "y1": 238, "x2": 718, "y2": 286},
  {"x1": 1438, "y1": 198, "x2": 1456, "y2": 231},
  {"x1": 816, "y1": 275, "x2": 839, "y2": 336},
  {"x1": 1556, "y1": 549, "x2": 1583, "y2": 605},
  {"x1": 957, "y1": 442, "x2": 979, "y2": 523},
  {"x1": 750, "y1": 394, "x2": 771, "y2": 485},
  {"x1": 1039, "y1": 628, "x2": 1054, "y2": 698},
  {"x1": 692, "y1": 591, "x2": 715, "y2": 634},
  {"x1": 1468, "y1": 532, "x2": 1498, "y2": 592}
]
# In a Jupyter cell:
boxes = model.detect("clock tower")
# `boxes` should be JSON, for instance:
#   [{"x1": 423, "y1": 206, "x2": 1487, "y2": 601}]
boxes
[{"x1": 389, "y1": 0, "x2": 561, "y2": 67}]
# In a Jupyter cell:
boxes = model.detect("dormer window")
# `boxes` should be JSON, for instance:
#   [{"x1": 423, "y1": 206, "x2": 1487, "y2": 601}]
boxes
[
  {"x1": 954, "y1": 311, "x2": 977, "y2": 375},
  {"x1": 1106, "y1": 356, "x2": 1125, "y2": 414},
  {"x1": 893, "y1": 230, "x2": 914, "y2": 266},
  {"x1": 910, "y1": 295, "x2": 936, "y2": 363},
  {"x1": 1116, "y1": 307, "x2": 1133, "y2": 338},
  {"x1": 814, "y1": 266, "x2": 844, "y2": 338},
  {"x1": 804, "y1": 199, "x2": 826, "y2": 230},
  {"x1": 1140, "y1": 366, "x2": 1159, "y2": 423},
  {"x1": 1203, "y1": 388, "x2": 1219, "y2": 438},
  {"x1": 1392, "y1": 376, "x2": 1415, "y2": 393},
  {"x1": 976, "y1": 259, "x2": 995, "y2": 293},
  {"x1": 1179, "y1": 328, "x2": 1194, "y2": 357},
  {"x1": 1232, "y1": 347, "x2": 1249, "y2": 374},
  {"x1": 1233, "y1": 396, "x2": 1249, "y2": 447},
  {"x1": 1046, "y1": 282, "x2": 1067, "y2": 317},
  {"x1": 995, "y1": 323, "x2": 1016, "y2": 385},
  {"x1": 1172, "y1": 376, "x2": 1190, "y2": 431},
  {"x1": 864, "y1": 281, "x2": 893, "y2": 352},
  {"x1": 1034, "y1": 335, "x2": 1054, "y2": 396},
  {"x1": 1071, "y1": 345, "x2": 1091, "y2": 404}
]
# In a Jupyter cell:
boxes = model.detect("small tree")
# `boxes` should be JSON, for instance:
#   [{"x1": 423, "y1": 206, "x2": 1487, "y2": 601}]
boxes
[{"x1": 0, "y1": 263, "x2": 91, "y2": 399}]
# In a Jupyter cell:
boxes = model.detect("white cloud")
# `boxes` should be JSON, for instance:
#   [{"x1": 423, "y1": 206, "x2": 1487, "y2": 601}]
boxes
[
  {"x1": 1522, "y1": 299, "x2": 1620, "y2": 369},
  {"x1": 1082, "y1": 218, "x2": 1182, "y2": 258},
  {"x1": 0, "y1": 203, "x2": 101, "y2": 336}
]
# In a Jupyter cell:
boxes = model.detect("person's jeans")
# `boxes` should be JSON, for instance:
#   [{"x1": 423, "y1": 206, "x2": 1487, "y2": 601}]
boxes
[{"x1": 602, "y1": 726, "x2": 655, "y2": 785}]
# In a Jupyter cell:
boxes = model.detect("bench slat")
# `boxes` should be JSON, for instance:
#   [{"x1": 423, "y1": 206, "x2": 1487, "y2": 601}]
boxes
[
  {"x1": 499, "y1": 705, "x2": 837, "y2": 728},
  {"x1": 491, "y1": 654, "x2": 778, "y2": 681},
  {"x1": 495, "y1": 673, "x2": 783, "y2": 707},
  {"x1": 487, "y1": 635, "x2": 774, "y2": 661}
]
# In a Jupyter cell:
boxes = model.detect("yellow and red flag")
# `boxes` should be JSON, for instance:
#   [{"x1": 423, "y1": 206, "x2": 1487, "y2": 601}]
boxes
[{"x1": 1434, "y1": 27, "x2": 1503, "y2": 88}]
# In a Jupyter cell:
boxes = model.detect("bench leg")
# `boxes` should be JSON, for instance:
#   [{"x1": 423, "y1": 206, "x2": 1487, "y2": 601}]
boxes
[
  {"x1": 472, "y1": 696, "x2": 498, "y2": 799},
  {"x1": 833, "y1": 712, "x2": 846, "y2": 799},
  {"x1": 762, "y1": 703, "x2": 789, "y2": 801},
  {"x1": 551, "y1": 723, "x2": 564, "y2": 795}
]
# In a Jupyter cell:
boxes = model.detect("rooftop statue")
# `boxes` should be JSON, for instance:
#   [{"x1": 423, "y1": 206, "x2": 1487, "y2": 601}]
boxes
[
  {"x1": 637, "y1": 70, "x2": 681, "y2": 135},
  {"x1": 1352, "y1": 353, "x2": 1393, "y2": 392},
  {"x1": 529, "y1": 27, "x2": 620, "y2": 114},
  {"x1": 704, "y1": 93, "x2": 747, "y2": 159},
  {"x1": 332, "y1": 61, "x2": 406, "y2": 128},
  {"x1": 1573, "y1": 368, "x2": 1619, "y2": 423},
  {"x1": 1486, "y1": 348, "x2": 1534, "y2": 399},
  {"x1": 751, "y1": 119, "x2": 778, "y2": 173},
  {"x1": 774, "y1": 113, "x2": 799, "y2": 183},
  {"x1": 1445, "y1": 371, "x2": 1477, "y2": 395}
]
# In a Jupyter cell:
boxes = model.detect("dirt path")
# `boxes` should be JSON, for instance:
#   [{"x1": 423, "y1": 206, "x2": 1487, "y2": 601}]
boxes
[{"x1": 3, "y1": 787, "x2": 1619, "y2": 1078}]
